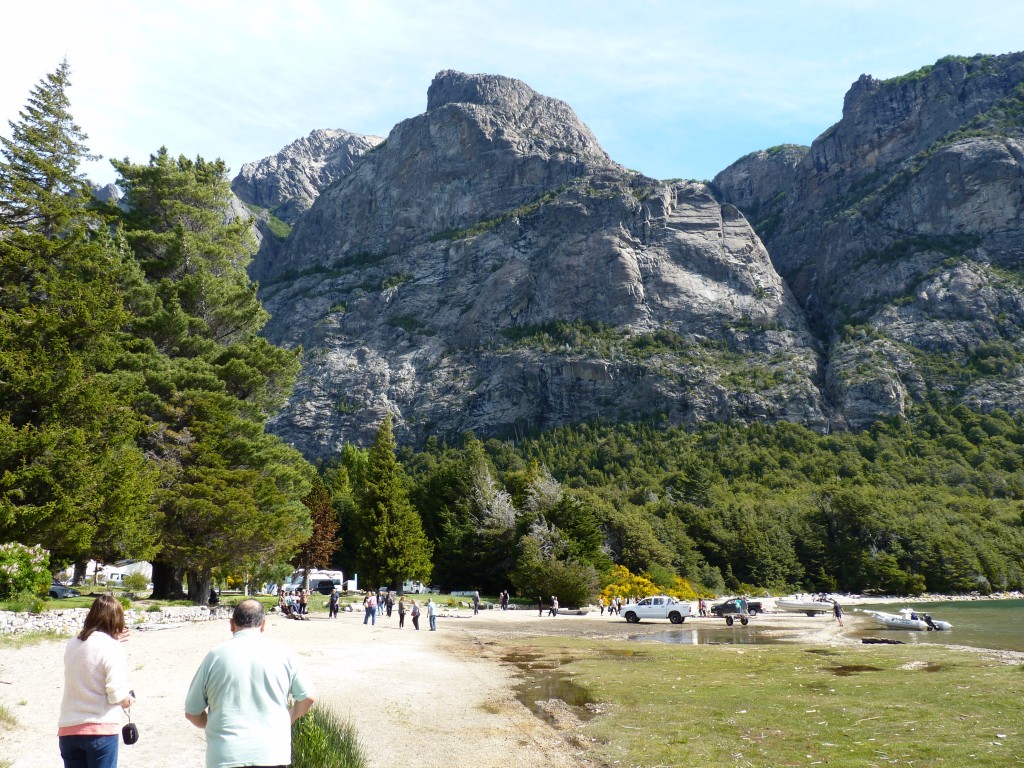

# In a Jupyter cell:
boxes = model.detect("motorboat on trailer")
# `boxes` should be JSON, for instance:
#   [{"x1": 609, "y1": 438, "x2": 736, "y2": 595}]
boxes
[
  {"x1": 775, "y1": 595, "x2": 836, "y2": 616},
  {"x1": 870, "y1": 607, "x2": 953, "y2": 631}
]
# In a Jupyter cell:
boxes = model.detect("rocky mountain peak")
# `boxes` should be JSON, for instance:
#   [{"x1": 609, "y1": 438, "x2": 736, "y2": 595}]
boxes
[
  {"x1": 426, "y1": 69, "x2": 538, "y2": 111},
  {"x1": 231, "y1": 128, "x2": 383, "y2": 224}
]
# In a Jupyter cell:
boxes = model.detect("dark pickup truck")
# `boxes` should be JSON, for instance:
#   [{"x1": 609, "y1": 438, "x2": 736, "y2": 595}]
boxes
[{"x1": 710, "y1": 597, "x2": 763, "y2": 616}]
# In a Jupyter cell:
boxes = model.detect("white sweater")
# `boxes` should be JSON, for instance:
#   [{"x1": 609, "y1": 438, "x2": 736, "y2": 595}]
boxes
[{"x1": 58, "y1": 631, "x2": 131, "y2": 728}]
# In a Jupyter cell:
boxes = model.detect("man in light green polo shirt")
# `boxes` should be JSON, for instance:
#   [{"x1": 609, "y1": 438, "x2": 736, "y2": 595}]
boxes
[{"x1": 185, "y1": 599, "x2": 315, "y2": 768}]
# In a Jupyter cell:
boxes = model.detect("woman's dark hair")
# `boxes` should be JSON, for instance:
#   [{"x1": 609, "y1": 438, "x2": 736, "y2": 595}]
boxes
[{"x1": 78, "y1": 594, "x2": 126, "y2": 642}]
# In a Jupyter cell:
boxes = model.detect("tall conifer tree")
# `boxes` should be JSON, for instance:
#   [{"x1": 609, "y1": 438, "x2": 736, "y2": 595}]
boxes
[
  {"x1": 0, "y1": 61, "x2": 158, "y2": 567},
  {"x1": 112, "y1": 149, "x2": 311, "y2": 602},
  {"x1": 355, "y1": 414, "x2": 433, "y2": 588}
]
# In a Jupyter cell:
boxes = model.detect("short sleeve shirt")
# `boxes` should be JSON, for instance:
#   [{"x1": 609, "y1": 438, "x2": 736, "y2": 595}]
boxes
[{"x1": 185, "y1": 628, "x2": 314, "y2": 768}]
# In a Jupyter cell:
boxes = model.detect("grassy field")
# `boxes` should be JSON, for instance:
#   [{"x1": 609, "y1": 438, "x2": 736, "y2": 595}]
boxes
[{"x1": 503, "y1": 636, "x2": 1023, "y2": 767}]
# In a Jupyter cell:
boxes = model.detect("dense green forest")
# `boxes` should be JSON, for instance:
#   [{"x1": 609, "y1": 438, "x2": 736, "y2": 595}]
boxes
[
  {"x1": 372, "y1": 406, "x2": 1023, "y2": 599},
  {"x1": 2, "y1": 63, "x2": 1022, "y2": 605}
]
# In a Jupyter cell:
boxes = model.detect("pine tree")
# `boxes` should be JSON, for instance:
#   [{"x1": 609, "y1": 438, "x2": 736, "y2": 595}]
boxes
[
  {"x1": 111, "y1": 149, "x2": 311, "y2": 602},
  {"x1": 0, "y1": 61, "x2": 158, "y2": 567},
  {"x1": 355, "y1": 414, "x2": 433, "y2": 588}
]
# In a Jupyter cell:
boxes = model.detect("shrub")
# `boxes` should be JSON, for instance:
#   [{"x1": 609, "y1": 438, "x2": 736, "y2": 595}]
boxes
[
  {"x1": 0, "y1": 543, "x2": 51, "y2": 600},
  {"x1": 122, "y1": 573, "x2": 149, "y2": 593},
  {"x1": 291, "y1": 704, "x2": 366, "y2": 768},
  {"x1": 6, "y1": 592, "x2": 47, "y2": 614},
  {"x1": 119, "y1": 596, "x2": 132, "y2": 610}
]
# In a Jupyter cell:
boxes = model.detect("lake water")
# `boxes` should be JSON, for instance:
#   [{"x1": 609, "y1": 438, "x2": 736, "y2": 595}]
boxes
[
  {"x1": 850, "y1": 599, "x2": 1024, "y2": 652},
  {"x1": 635, "y1": 599, "x2": 1024, "y2": 652}
]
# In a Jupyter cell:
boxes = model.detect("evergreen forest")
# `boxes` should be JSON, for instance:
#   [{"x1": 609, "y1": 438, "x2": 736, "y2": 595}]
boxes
[{"x1": 2, "y1": 63, "x2": 1022, "y2": 605}]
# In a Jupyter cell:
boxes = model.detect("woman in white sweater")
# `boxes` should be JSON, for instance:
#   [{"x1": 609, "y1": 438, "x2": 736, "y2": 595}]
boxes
[{"x1": 57, "y1": 594, "x2": 134, "y2": 767}]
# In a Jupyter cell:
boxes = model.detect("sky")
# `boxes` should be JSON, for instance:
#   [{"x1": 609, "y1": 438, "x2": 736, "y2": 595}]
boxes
[{"x1": 3, "y1": 1, "x2": 1023, "y2": 186}]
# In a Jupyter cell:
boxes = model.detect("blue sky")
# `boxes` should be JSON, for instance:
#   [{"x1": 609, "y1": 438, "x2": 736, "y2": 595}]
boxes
[{"x1": 3, "y1": 1, "x2": 1023, "y2": 185}]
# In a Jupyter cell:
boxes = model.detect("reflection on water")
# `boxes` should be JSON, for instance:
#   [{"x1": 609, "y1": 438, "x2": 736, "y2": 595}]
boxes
[{"x1": 636, "y1": 628, "x2": 787, "y2": 645}]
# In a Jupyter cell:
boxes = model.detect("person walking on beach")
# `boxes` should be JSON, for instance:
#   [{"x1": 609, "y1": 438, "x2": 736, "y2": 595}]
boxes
[
  {"x1": 537, "y1": 595, "x2": 544, "y2": 617},
  {"x1": 411, "y1": 600, "x2": 421, "y2": 630},
  {"x1": 427, "y1": 597, "x2": 438, "y2": 631},
  {"x1": 548, "y1": 596, "x2": 559, "y2": 617},
  {"x1": 185, "y1": 599, "x2": 315, "y2": 768},
  {"x1": 398, "y1": 596, "x2": 407, "y2": 628},
  {"x1": 328, "y1": 588, "x2": 339, "y2": 618},
  {"x1": 473, "y1": 590, "x2": 480, "y2": 615},
  {"x1": 363, "y1": 591, "x2": 377, "y2": 625},
  {"x1": 57, "y1": 594, "x2": 135, "y2": 768},
  {"x1": 832, "y1": 598, "x2": 844, "y2": 626}
]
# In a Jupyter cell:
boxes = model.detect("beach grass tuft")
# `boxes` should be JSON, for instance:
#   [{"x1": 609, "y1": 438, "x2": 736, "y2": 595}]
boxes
[
  {"x1": 0, "y1": 703, "x2": 17, "y2": 726},
  {"x1": 291, "y1": 703, "x2": 366, "y2": 768},
  {"x1": 506, "y1": 636, "x2": 1024, "y2": 767}
]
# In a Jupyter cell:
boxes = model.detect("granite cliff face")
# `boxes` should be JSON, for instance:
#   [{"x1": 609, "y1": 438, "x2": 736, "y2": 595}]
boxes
[
  {"x1": 255, "y1": 71, "x2": 827, "y2": 455},
  {"x1": 248, "y1": 56, "x2": 1024, "y2": 456},
  {"x1": 714, "y1": 53, "x2": 1024, "y2": 428},
  {"x1": 232, "y1": 128, "x2": 384, "y2": 225}
]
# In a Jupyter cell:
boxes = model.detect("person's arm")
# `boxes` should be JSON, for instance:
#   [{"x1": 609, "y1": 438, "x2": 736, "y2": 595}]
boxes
[
  {"x1": 185, "y1": 710, "x2": 208, "y2": 729},
  {"x1": 290, "y1": 696, "x2": 315, "y2": 723}
]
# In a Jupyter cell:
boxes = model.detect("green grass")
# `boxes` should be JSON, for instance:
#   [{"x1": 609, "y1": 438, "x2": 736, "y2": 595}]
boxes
[
  {"x1": 0, "y1": 630, "x2": 65, "y2": 648},
  {"x1": 504, "y1": 636, "x2": 1024, "y2": 767},
  {"x1": 291, "y1": 703, "x2": 366, "y2": 768}
]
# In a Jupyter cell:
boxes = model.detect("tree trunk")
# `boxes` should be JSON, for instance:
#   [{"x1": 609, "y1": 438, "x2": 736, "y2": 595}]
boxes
[
  {"x1": 150, "y1": 557, "x2": 186, "y2": 600},
  {"x1": 187, "y1": 568, "x2": 213, "y2": 606},
  {"x1": 72, "y1": 561, "x2": 87, "y2": 586}
]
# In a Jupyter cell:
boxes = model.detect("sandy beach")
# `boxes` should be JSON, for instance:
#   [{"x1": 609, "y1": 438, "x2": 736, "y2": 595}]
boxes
[{"x1": 1, "y1": 597, "x2": 1017, "y2": 768}]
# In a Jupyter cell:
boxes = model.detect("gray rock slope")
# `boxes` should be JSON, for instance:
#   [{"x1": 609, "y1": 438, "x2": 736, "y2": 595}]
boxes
[
  {"x1": 714, "y1": 53, "x2": 1024, "y2": 428},
  {"x1": 232, "y1": 128, "x2": 384, "y2": 225},
  {"x1": 257, "y1": 71, "x2": 827, "y2": 456}
]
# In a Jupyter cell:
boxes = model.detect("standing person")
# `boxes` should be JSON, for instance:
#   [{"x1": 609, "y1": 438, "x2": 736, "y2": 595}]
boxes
[
  {"x1": 427, "y1": 597, "x2": 438, "y2": 631},
  {"x1": 185, "y1": 599, "x2": 315, "y2": 768},
  {"x1": 549, "y1": 596, "x2": 559, "y2": 617},
  {"x1": 298, "y1": 587, "x2": 308, "y2": 615},
  {"x1": 472, "y1": 590, "x2": 480, "y2": 615},
  {"x1": 410, "y1": 600, "x2": 421, "y2": 630},
  {"x1": 57, "y1": 594, "x2": 135, "y2": 768},
  {"x1": 598, "y1": 596, "x2": 605, "y2": 616},
  {"x1": 698, "y1": 598, "x2": 706, "y2": 618},
  {"x1": 398, "y1": 596, "x2": 407, "y2": 628},
  {"x1": 832, "y1": 598, "x2": 844, "y2": 626},
  {"x1": 328, "y1": 588, "x2": 340, "y2": 619},
  {"x1": 363, "y1": 591, "x2": 377, "y2": 625},
  {"x1": 537, "y1": 595, "x2": 544, "y2": 617},
  {"x1": 385, "y1": 591, "x2": 394, "y2": 618}
]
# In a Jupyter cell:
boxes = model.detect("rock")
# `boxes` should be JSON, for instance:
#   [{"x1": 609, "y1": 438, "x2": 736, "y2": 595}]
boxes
[
  {"x1": 714, "y1": 52, "x2": 1024, "y2": 425},
  {"x1": 232, "y1": 128, "x2": 384, "y2": 226},
  {"x1": 255, "y1": 71, "x2": 827, "y2": 455}
]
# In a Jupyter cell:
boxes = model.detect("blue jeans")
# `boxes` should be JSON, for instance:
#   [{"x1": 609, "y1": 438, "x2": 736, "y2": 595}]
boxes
[
  {"x1": 364, "y1": 607, "x2": 376, "y2": 625},
  {"x1": 429, "y1": 614, "x2": 437, "y2": 630},
  {"x1": 59, "y1": 734, "x2": 119, "y2": 768}
]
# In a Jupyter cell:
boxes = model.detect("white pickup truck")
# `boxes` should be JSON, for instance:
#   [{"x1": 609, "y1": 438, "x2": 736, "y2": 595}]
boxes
[{"x1": 621, "y1": 596, "x2": 692, "y2": 624}]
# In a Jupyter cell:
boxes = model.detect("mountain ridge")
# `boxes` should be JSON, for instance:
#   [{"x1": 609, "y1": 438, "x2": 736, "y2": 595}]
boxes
[{"x1": 240, "y1": 57, "x2": 1024, "y2": 457}]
